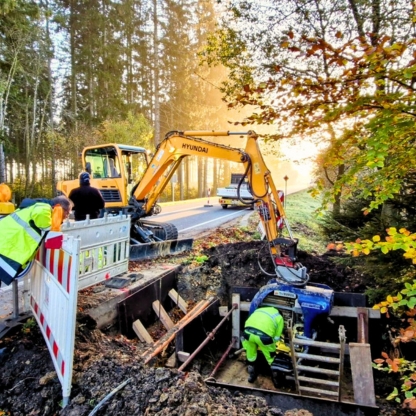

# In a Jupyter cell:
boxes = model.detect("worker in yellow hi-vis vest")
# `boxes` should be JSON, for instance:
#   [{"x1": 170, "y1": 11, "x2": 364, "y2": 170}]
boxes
[
  {"x1": 0, "y1": 195, "x2": 72, "y2": 286},
  {"x1": 241, "y1": 306, "x2": 284, "y2": 383}
]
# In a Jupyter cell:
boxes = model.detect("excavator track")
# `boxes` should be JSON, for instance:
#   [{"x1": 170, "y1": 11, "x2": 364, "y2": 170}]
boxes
[
  {"x1": 141, "y1": 220, "x2": 179, "y2": 241},
  {"x1": 129, "y1": 220, "x2": 193, "y2": 261}
]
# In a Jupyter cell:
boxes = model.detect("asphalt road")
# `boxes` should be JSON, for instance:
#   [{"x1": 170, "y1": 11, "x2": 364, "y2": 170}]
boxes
[{"x1": 153, "y1": 197, "x2": 254, "y2": 238}]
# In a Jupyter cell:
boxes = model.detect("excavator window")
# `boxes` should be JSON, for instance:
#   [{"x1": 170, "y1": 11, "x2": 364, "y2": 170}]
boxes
[
  {"x1": 83, "y1": 145, "x2": 148, "y2": 194},
  {"x1": 85, "y1": 146, "x2": 120, "y2": 179}
]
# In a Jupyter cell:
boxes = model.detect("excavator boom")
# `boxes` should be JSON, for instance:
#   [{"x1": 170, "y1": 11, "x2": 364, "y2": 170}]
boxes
[{"x1": 132, "y1": 130, "x2": 308, "y2": 285}]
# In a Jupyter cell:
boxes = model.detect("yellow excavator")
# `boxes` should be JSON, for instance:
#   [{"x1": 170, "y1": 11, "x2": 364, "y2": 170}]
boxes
[{"x1": 57, "y1": 131, "x2": 307, "y2": 284}]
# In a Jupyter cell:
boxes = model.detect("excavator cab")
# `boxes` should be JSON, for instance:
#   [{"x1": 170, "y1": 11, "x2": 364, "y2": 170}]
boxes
[{"x1": 57, "y1": 143, "x2": 150, "y2": 211}]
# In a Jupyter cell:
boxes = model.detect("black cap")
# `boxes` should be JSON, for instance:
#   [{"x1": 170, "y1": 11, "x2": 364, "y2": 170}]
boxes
[{"x1": 80, "y1": 172, "x2": 90, "y2": 185}]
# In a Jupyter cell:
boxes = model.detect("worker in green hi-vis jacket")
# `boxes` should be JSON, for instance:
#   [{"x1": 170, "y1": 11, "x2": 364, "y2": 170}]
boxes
[{"x1": 241, "y1": 306, "x2": 284, "y2": 383}]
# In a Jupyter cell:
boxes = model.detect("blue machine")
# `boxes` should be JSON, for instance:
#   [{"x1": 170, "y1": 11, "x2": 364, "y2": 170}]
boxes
[{"x1": 249, "y1": 280, "x2": 334, "y2": 338}]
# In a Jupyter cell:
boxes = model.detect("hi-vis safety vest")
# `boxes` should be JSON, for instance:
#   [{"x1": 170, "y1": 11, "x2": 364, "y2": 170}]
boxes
[
  {"x1": 0, "y1": 202, "x2": 52, "y2": 285},
  {"x1": 245, "y1": 306, "x2": 284, "y2": 341}
]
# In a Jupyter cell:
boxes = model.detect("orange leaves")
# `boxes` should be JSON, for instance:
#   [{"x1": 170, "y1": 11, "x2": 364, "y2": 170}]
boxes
[
  {"x1": 390, "y1": 359, "x2": 401, "y2": 373},
  {"x1": 404, "y1": 397, "x2": 416, "y2": 409},
  {"x1": 375, "y1": 352, "x2": 402, "y2": 372},
  {"x1": 326, "y1": 242, "x2": 336, "y2": 250},
  {"x1": 326, "y1": 242, "x2": 344, "y2": 252},
  {"x1": 400, "y1": 228, "x2": 412, "y2": 237},
  {"x1": 400, "y1": 329, "x2": 416, "y2": 342}
]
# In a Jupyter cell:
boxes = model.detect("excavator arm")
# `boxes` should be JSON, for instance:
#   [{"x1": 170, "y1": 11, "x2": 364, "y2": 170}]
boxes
[{"x1": 132, "y1": 130, "x2": 308, "y2": 285}]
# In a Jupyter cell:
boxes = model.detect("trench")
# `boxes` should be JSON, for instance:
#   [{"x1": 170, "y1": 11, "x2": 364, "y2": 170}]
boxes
[{"x1": 80, "y1": 265, "x2": 380, "y2": 416}]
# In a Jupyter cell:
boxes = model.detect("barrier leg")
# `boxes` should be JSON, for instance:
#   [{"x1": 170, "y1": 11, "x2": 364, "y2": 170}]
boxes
[{"x1": 12, "y1": 279, "x2": 19, "y2": 319}]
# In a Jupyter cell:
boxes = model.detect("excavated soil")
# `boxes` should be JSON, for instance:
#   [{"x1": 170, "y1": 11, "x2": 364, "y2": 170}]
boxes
[{"x1": 0, "y1": 226, "x2": 411, "y2": 415}]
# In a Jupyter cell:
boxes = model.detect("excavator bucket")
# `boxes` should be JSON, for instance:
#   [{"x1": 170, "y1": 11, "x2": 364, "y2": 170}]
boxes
[{"x1": 129, "y1": 238, "x2": 194, "y2": 261}]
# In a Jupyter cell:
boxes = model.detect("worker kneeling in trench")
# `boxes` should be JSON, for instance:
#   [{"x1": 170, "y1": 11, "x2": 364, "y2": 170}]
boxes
[{"x1": 241, "y1": 306, "x2": 285, "y2": 386}]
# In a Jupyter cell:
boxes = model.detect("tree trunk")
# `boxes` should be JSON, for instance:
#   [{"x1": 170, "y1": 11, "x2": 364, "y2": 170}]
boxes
[{"x1": 153, "y1": 0, "x2": 160, "y2": 145}]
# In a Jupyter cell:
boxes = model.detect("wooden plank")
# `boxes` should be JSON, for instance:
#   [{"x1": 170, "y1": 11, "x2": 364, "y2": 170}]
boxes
[
  {"x1": 152, "y1": 300, "x2": 174, "y2": 330},
  {"x1": 349, "y1": 343, "x2": 376, "y2": 406},
  {"x1": 168, "y1": 289, "x2": 187, "y2": 314},
  {"x1": 132, "y1": 319, "x2": 154, "y2": 344},
  {"x1": 165, "y1": 352, "x2": 177, "y2": 368},
  {"x1": 142, "y1": 297, "x2": 215, "y2": 364}
]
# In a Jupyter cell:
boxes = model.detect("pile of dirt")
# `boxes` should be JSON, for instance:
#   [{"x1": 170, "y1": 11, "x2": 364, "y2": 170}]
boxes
[
  {"x1": 0, "y1": 236, "x2": 409, "y2": 415},
  {"x1": 0, "y1": 324, "x2": 310, "y2": 416},
  {"x1": 176, "y1": 240, "x2": 368, "y2": 305}
]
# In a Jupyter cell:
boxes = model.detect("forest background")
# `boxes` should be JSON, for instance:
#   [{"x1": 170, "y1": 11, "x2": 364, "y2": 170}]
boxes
[
  {"x1": 2, "y1": 0, "x2": 416, "y2": 287},
  {"x1": 2, "y1": 0, "x2": 416, "y2": 408}
]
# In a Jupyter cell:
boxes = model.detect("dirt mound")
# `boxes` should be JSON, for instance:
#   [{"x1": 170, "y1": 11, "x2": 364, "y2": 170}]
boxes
[{"x1": 176, "y1": 241, "x2": 367, "y2": 305}]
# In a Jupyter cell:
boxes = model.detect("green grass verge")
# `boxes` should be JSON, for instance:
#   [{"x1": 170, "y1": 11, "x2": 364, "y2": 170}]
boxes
[
  {"x1": 241, "y1": 189, "x2": 328, "y2": 254},
  {"x1": 284, "y1": 190, "x2": 328, "y2": 254}
]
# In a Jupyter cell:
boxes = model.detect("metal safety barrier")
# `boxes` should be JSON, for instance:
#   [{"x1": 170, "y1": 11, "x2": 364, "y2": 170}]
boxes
[{"x1": 61, "y1": 214, "x2": 130, "y2": 290}]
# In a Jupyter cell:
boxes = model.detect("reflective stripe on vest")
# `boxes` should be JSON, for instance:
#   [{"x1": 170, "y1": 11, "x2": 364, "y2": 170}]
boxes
[
  {"x1": 10, "y1": 212, "x2": 43, "y2": 242},
  {"x1": 0, "y1": 256, "x2": 18, "y2": 277},
  {"x1": 256, "y1": 309, "x2": 281, "y2": 332}
]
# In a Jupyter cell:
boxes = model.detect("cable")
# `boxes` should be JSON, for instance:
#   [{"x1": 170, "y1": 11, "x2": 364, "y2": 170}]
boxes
[
  {"x1": 88, "y1": 378, "x2": 132, "y2": 416},
  {"x1": 237, "y1": 157, "x2": 256, "y2": 207}
]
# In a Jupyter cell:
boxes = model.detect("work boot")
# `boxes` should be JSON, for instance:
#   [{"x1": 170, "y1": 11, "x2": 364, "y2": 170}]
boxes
[
  {"x1": 271, "y1": 370, "x2": 282, "y2": 388},
  {"x1": 247, "y1": 364, "x2": 258, "y2": 383}
]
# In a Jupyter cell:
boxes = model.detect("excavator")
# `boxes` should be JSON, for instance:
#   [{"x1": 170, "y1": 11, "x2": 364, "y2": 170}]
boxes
[
  {"x1": 57, "y1": 130, "x2": 307, "y2": 284},
  {"x1": 60, "y1": 130, "x2": 337, "y2": 391}
]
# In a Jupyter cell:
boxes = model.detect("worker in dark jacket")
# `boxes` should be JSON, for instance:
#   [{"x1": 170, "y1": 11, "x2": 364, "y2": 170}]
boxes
[
  {"x1": 242, "y1": 306, "x2": 284, "y2": 383},
  {"x1": 0, "y1": 196, "x2": 72, "y2": 286},
  {"x1": 69, "y1": 172, "x2": 105, "y2": 221}
]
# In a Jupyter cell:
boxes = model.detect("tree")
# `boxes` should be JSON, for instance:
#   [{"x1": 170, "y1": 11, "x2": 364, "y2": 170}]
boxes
[
  {"x1": 202, "y1": 0, "x2": 416, "y2": 214},
  {"x1": 0, "y1": 0, "x2": 57, "y2": 197},
  {"x1": 93, "y1": 112, "x2": 154, "y2": 149}
]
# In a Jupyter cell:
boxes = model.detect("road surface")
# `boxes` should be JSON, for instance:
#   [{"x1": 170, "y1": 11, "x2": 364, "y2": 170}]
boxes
[{"x1": 153, "y1": 197, "x2": 255, "y2": 238}]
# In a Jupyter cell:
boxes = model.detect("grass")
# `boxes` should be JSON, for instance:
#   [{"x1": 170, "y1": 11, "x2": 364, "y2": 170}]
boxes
[
  {"x1": 285, "y1": 189, "x2": 328, "y2": 254},
  {"x1": 285, "y1": 189, "x2": 322, "y2": 224},
  {"x1": 241, "y1": 189, "x2": 328, "y2": 255}
]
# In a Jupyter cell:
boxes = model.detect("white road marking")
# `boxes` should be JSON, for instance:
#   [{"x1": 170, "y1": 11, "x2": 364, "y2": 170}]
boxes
[
  {"x1": 180, "y1": 209, "x2": 249, "y2": 232},
  {"x1": 157, "y1": 206, "x2": 206, "y2": 216}
]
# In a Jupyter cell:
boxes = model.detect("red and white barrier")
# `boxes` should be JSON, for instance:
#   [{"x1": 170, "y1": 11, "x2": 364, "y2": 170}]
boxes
[
  {"x1": 27, "y1": 235, "x2": 80, "y2": 406},
  {"x1": 23, "y1": 214, "x2": 131, "y2": 406}
]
